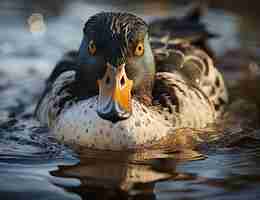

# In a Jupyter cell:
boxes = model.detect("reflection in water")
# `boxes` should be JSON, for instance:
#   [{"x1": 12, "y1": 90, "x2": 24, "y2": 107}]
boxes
[
  {"x1": 49, "y1": 148, "x2": 260, "y2": 199},
  {"x1": 52, "y1": 159, "x2": 166, "y2": 198},
  {"x1": 51, "y1": 149, "x2": 202, "y2": 200}
]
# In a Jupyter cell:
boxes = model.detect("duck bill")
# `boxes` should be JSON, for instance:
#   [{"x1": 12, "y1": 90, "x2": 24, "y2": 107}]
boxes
[{"x1": 97, "y1": 63, "x2": 133, "y2": 122}]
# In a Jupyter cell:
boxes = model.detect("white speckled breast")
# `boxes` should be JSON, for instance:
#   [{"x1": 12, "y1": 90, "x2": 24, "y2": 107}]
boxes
[{"x1": 54, "y1": 97, "x2": 172, "y2": 150}]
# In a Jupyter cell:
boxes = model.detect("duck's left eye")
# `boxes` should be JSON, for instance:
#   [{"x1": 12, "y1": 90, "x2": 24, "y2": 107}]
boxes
[
  {"x1": 88, "y1": 40, "x2": 96, "y2": 55},
  {"x1": 134, "y1": 42, "x2": 144, "y2": 57}
]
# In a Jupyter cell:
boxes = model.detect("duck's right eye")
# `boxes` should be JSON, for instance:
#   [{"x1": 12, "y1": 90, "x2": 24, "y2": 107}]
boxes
[{"x1": 88, "y1": 40, "x2": 96, "y2": 55}]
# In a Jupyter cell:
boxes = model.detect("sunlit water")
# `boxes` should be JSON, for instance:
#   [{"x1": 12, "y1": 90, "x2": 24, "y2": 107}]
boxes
[{"x1": 1, "y1": 1, "x2": 260, "y2": 200}]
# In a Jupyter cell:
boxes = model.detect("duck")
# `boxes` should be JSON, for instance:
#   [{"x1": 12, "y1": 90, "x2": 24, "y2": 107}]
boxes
[{"x1": 35, "y1": 11, "x2": 228, "y2": 150}]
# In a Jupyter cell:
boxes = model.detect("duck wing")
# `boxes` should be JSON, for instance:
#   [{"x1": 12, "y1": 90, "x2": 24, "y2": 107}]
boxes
[
  {"x1": 46, "y1": 51, "x2": 78, "y2": 84},
  {"x1": 34, "y1": 51, "x2": 78, "y2": 122},
  {"x1": 153, "y1": 44, "x2": 228, "y2": 126}
]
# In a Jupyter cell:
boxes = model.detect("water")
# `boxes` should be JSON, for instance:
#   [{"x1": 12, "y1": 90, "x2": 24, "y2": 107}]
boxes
[{"x1": 1, "y1": 1, "x2": 260, "y2": 199}]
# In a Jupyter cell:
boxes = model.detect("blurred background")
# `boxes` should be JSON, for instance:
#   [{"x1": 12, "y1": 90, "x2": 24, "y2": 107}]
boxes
[{"x1": 0, "y1": 0, "x2": 259, "y2": 77}]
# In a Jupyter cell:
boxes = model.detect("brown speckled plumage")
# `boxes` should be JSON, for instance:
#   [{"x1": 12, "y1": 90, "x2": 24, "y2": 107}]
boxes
[
  {"x1": 152, "y1": 44, "x2": 228, "y2": 117},
  {"x1": 35, "y1": 11, "x2": 228, "y2": 150}
]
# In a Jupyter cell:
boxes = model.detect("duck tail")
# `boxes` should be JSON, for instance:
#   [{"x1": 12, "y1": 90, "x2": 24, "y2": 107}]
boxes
[
  {"x1": 183, "y1": 1, "x2": 219, "y2": 40},
  {"x1": 183, "y1": 1, "x2": 208, "y2": 22}
]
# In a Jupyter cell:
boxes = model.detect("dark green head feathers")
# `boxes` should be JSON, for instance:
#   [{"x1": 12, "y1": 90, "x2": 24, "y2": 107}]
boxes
[
  {"x1": 83, "y1": 12, "x2": 148, "y2": 65},
  {"x1": 78, "y1": 12, "x2": 155, "y2": 102}
]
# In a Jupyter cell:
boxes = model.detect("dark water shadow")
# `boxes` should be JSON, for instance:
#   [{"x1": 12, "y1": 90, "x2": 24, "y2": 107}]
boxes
[{"x1": 50, "y1": 148, "x2": 205, "y2": 200}]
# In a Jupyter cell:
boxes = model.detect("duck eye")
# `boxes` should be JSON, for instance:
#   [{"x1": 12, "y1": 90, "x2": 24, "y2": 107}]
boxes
[
  {"x1": 134, "y1": 42, "x2": 144, "y2": 56},
  {"x1": 88, "y1": 40, "x2": 96, "y2": 55}
]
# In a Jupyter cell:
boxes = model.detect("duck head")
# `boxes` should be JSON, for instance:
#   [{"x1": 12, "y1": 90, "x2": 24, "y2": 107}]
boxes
[{"x1": 77, "y1": 12, "x2": 155, "y2": 122}]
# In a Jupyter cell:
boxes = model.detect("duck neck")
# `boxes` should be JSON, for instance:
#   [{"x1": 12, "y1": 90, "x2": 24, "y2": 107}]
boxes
[
  {"x1": 133, "y1": 72, "x2": 154, "y2": 106},
  {"x1": 73, "y1": 68, "x2": 99, "y2": 100}
]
